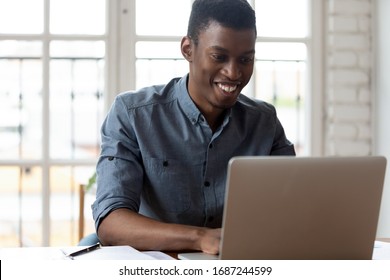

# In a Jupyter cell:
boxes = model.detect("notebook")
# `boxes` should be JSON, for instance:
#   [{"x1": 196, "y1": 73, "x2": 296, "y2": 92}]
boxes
[{"x1": 179, "y1": 156, "x2": 387, "y2": 260}]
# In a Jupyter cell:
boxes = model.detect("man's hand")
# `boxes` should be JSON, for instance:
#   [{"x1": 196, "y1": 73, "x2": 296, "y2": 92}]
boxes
[{"x1": 198, "y1": 228, "x2": 221, "y2": 255}]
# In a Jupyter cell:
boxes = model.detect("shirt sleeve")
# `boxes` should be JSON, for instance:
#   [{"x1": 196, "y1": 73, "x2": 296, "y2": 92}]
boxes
[{"x1": 92, "y1": 95, "x2": 144, "y2": 231}]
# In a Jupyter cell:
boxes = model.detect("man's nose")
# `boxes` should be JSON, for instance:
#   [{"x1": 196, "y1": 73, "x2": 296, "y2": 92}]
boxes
[{"x1": 222, "y1": 60, "x2": 242, "y2": 80}]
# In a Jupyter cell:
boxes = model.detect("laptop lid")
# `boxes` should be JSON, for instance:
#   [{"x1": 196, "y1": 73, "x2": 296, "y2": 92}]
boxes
[{"x1": 217, "y1": 156, "x2": 387, "y2": 260}]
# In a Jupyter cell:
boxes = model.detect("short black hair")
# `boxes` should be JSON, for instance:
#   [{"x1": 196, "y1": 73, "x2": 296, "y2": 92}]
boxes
[{"x1": 187, "y1": 0, "x2": 257, "y2": 45}]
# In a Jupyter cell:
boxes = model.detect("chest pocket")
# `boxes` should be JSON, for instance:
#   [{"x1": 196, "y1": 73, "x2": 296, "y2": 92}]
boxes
[{"x1": 142, "y1": 157, "x2": 204, "y2": 214}]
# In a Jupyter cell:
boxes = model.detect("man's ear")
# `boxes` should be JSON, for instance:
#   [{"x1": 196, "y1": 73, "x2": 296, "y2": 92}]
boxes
[{"x1": 181, "y1": 36, "x2": 193, "y2": 62}]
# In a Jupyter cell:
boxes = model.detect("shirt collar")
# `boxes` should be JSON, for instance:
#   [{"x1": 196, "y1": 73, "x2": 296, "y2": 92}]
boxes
[
  {"x1": 175, "y1": 74, "x2": 234, "y2": 126},
  {"x1": 175, "y1": 74, "x2": 203, "y2": 125}
]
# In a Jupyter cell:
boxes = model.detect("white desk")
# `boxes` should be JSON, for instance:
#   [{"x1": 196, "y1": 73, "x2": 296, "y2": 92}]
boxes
[
  {"x1": 373, "y1": 241, "x2": 390, "y2": 260},
  {"x1": 1, "y1": 241, "x2": 390, "y2": 260}
]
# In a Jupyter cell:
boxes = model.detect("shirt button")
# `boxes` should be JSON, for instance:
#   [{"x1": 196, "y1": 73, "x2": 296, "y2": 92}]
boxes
[
  {"x1": 204, "y1": 181, "x2": 210, "y2": 187},
  {"x1": 163, "y1": 160, "x2": 169, "y2": 167},
  {"x1": 108, "y1": 156, "x2": 114, "y2": 161}
]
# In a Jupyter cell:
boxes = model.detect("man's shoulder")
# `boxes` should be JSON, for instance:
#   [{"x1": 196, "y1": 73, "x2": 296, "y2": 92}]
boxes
[
  {"x1": 116, "y1": 77, "x2": 183, "y2": 109},
  {"x1": 236, "y1": 94, "x2": 276, "y2": 115}
]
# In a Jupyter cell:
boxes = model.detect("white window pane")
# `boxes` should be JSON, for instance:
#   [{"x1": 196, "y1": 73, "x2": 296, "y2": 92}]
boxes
[
  {"x1": 0, "y1": 166, "x2": 43, "y2": 246},
  {"x1": 136, "y1": 41, "x2": 182, "y2": 59},
  {"x1": 0, "y1": 40, "x2": 42, "y2": 57},
  {"x1": 255, "y1": 0, "x2": 308, "y2": 38},
  {"x1": 50, "y1": 41, "x2": 105, "y2": 58},
  {"x1": 135, "y1": 41, "x2": 187, "y2": 88},
  {"x1": 0, "y1": 59, "x2": 43, "y2": 160},
  {"x1": 256, "y1": 42, "x2": 307, "y2": 61},
  {"x1": 0, "y1": 41, "x2": 43, "y2": 160},
  {"x1": 50, "y1": 41, "x2": 104, "y2": 159},
  {"x1": 136, "y1": 0, "x2": 192, "y2": 36},
  {"x1": 50, "y1": 0, "x2": 106, "y2": 35},
  {"x1": 136, "y1": 59, "x2": 187, "y2": 89},
  {"x1": 50, "y1": 166, "x2": 95, "y2": 246},
  {"x1": 50, "y1": 56, "x2": 104, "y2": 160},
  {"x1": 0, "y1": 0, "x2": 43, "y2": 34}
]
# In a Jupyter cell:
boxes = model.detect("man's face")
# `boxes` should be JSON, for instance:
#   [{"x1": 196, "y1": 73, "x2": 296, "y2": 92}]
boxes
[{"x1": 182, "y1": 21, "x2": 256, "y2": 113}]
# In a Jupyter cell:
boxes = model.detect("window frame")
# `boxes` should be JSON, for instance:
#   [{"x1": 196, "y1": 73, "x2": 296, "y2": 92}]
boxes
[{"x1": 0, "y1": 0, "x2": 111, "y2": 246}]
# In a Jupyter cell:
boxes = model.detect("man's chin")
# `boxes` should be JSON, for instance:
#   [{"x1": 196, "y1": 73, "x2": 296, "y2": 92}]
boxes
[{"x1": 214, "y1": 98, "x2": 238, "y2": 110}]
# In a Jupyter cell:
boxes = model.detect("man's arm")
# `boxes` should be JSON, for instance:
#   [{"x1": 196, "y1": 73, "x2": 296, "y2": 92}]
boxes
[{"x1": 97, "y1": 208, "x2": 221, "y2": 254}]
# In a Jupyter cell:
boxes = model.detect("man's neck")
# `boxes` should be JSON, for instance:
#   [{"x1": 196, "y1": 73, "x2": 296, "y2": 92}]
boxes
[{"x1": 203, "y1": 109, "x2": 226, "y2": 133}]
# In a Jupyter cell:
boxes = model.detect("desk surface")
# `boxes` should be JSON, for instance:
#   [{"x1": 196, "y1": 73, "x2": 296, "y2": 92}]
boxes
[{"x1": 1, "y1": 240, "x2": 390, "y2": 260}]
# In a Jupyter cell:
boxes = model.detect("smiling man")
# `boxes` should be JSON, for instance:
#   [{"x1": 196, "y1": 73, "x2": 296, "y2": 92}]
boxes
[{"x1": 92, "y1": 0, "x2": 295, "y2": 255}]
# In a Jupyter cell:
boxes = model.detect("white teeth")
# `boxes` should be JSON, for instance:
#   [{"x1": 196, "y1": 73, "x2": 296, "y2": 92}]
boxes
[{"x1": 218, "y1": 83, "x2": 237, "y2": 93}]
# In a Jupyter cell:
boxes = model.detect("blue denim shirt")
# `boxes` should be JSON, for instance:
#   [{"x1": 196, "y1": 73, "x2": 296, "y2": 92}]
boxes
[{"x1": 92, "y1": 75, "x2": 295, "y2": 230}]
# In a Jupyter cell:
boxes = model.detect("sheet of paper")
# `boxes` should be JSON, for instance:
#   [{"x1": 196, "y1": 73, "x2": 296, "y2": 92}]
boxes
[
  {"x1": 0, "y1": 246, "x2": 163, "y2": 260},
  {"x1": 68, "y1": 246, "x2": 155, "y2": 260},
  {"x1": 143, "y1": 251, "x2": 175, "y2": 260}
]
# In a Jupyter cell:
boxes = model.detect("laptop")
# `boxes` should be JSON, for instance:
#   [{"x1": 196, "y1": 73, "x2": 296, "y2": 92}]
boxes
[{"x1": 179, "y1": 156, "x2": 387, "y2": 260}]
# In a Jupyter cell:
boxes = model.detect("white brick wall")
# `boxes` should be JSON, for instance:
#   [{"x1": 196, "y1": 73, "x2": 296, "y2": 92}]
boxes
[
  {"x1": 329, "y1": 0, "x2": 371, "y2": 14},
  {"x1": 325, "y1": 0, "x2": 373, "y2": 156}
]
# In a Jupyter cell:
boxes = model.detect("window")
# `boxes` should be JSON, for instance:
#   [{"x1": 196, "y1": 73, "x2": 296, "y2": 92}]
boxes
[
  {"x1": 134, "y1": 0, "x2": 191, "y2": 88},
  {"x1": 0, "y1": 0, "x2": 106, "y2": 247},
  {"x1": 253, "y1": 0, "x2": 309, "y2": 155}
]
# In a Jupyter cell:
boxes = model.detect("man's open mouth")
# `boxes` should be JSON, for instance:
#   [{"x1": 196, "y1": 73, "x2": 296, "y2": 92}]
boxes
[{"x1": 217, "y1": 83, "x2": 238, "y2": 93}]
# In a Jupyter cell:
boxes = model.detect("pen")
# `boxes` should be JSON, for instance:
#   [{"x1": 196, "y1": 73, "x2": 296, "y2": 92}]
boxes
[{"x1": 66, "y1": 242, "x2": 101, "y2": 258}]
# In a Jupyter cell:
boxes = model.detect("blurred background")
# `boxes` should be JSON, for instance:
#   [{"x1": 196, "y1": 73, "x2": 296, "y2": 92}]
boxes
[{"x1": 1, "y1": 0, "x2": 389, "y2": 247}]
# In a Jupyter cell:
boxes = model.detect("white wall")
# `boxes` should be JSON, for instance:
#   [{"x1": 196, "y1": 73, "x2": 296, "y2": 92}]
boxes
[
  {"x1": 375, "y1": 0, "x2": 390, "y2": 237},
  {"x1": 325, "y1": 0, "x2": 373, "y2": 156},
  {"x1": 323, "y1": 0, "x2": 389, "y2": 237}
]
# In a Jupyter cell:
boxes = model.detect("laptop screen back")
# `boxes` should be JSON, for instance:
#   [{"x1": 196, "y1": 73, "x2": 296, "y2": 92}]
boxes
[{"x1": 219, "y1": 156, "x2": 387, "y2": 260}]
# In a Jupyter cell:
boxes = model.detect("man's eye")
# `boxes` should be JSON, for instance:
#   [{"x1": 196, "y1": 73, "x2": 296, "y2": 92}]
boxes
[
  {"x1": 211, "y1": 54, "x2": 226, "y2": 61},
  {"x1": 241, "y1": 57, "x2": 254, "y2": 64}
]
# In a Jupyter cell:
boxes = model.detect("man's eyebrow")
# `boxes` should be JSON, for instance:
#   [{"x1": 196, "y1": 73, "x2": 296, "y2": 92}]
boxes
[
  {"x1": 209, "y1": 45, "x2": 255, "y2": 55},
  {"x1": 210, "y1": 46, "x2": 228, "y2": 52}
]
